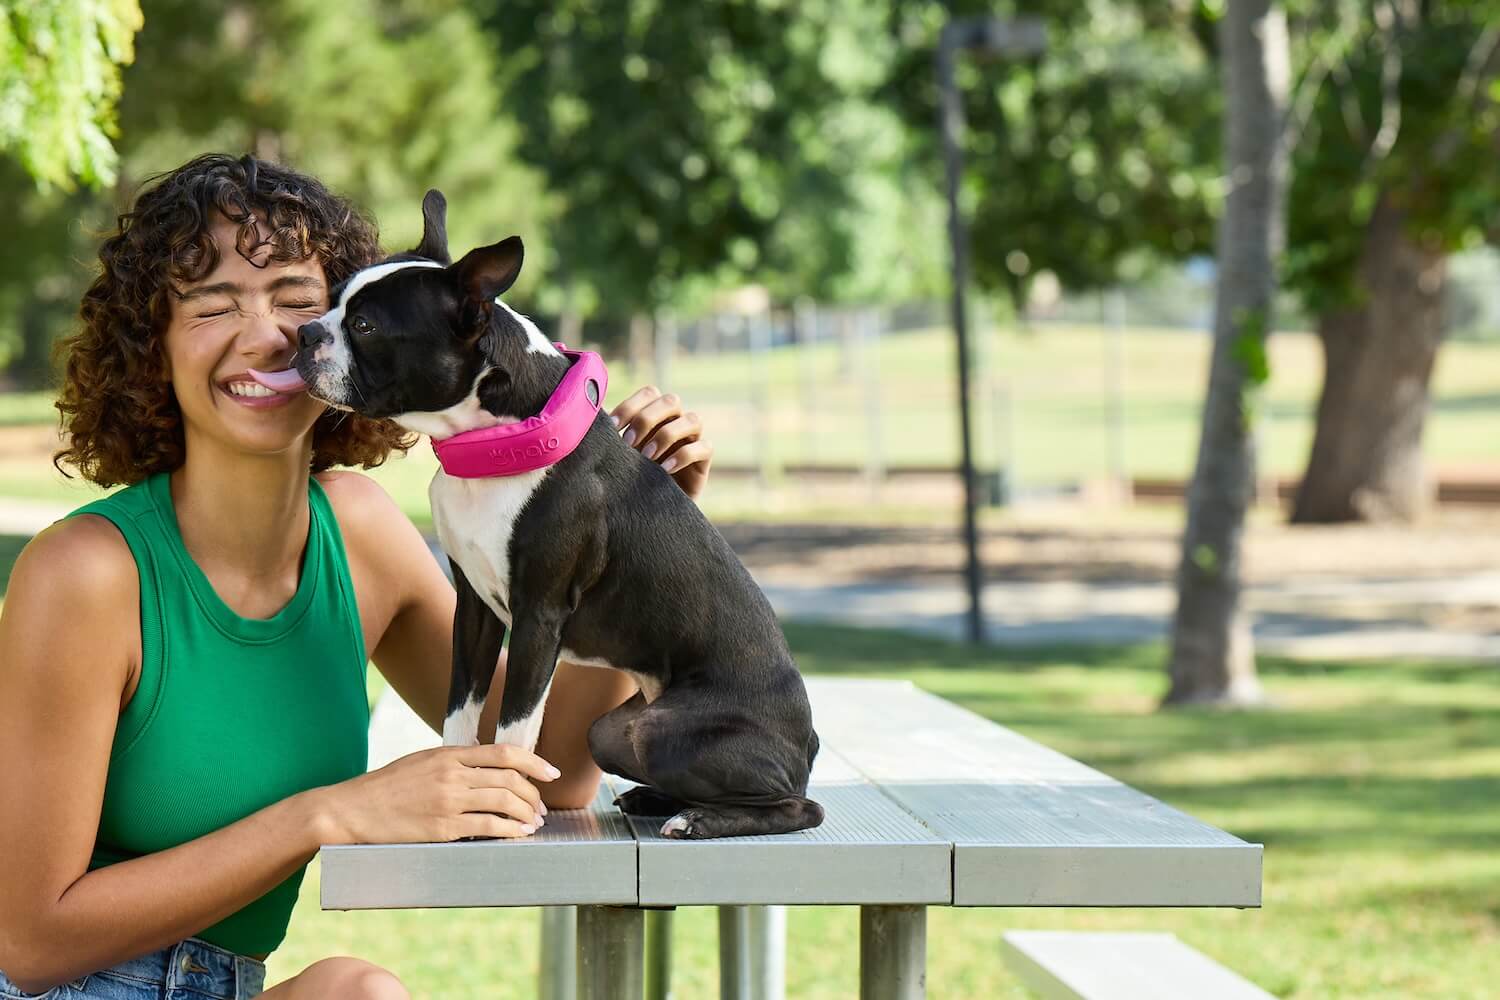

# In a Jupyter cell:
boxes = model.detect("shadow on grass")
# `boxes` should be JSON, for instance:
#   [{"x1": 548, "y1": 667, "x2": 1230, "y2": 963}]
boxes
[{"x1": 783, "y1": 620, "x2": 1160, "y2": 674}]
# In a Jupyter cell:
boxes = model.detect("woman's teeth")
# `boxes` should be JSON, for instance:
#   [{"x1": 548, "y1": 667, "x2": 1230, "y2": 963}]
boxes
[{"x1": 227, "y1": 382, "x2": 278, "y2": 398}]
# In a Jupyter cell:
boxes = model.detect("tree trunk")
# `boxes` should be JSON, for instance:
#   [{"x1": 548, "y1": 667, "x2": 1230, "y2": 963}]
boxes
[
  {"x1": 1165, "y1": 0, "x2": 1289, "y2": 707},
  {"x1": 1291, "y1": 192, "x2": 1446, "y2": 523}
]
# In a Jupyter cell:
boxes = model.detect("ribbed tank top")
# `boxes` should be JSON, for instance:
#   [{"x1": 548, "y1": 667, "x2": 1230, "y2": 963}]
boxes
[{"x1": 66, "y1": 472, "x2": 369, "y2": 956}]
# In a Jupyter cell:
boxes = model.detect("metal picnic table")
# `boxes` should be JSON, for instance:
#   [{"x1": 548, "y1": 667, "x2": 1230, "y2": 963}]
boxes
[{"x1": 322, "y1": 677, "x2": 1262, "y2": 998}]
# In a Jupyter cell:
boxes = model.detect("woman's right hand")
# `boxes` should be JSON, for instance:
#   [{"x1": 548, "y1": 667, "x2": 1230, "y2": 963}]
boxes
[{"x1": 311, "y1": 743, "x2": 561, "y2": 844}]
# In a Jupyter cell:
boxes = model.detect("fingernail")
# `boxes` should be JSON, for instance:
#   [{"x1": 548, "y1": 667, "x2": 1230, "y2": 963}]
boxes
[
  {"x1": 540, "y1": 802, "x2": 548, "y2": 816},
  {"x1": 622, "y1": 428, "x2": 636, "y2": 447},
  {"x1": 546, "y1": 765, "x2": 562, "y2": 780},
  {"x1": 521, "y1": 824, "x2": 536, "y2": 835},
  {"x1": 661, "y1": 457, "x2": 679, "y2": 474},
  {"x1": 610, "y1": 414, "x2": 620, "y2": 427},
  {"x1": 642, "y1": 442, "x2": 657, "y2": 461},
  {"x1": 536, "y1": 816, "x2": 546, "y2": 827}
]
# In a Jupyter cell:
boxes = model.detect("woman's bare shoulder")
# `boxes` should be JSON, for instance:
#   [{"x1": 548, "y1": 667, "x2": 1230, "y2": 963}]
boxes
[
  {"x1": 314, "y1": 470, "x2": 437, "y2": 590},
  {"x1": 314, "y1": 470, "x2": 414, "y2": 540},
  {"x1": 9, "y1": 515, "x2": 136, "y2": 604},
  {"x1": 0, "y1": 515, "x2": 137, "y2": 684}
]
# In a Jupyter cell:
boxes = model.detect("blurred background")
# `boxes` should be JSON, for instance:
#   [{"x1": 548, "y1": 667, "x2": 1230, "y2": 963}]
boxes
[{"x1": 1, "y1": 1, "x2": 1497, "y2": 997}]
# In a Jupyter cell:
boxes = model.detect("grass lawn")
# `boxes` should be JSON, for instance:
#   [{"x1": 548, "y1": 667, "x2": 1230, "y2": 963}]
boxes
[
  {"x1": 270, "y1": 625, "x2": 1499, "y2": 999},
  {"x1": 4, "y1": 324, "x2": 1499, "y2": 519}
]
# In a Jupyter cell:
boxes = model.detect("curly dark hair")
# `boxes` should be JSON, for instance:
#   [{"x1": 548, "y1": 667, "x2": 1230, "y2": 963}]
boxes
[{"x1": 53, "y1": 153, "x2": 417, "y2": 486}]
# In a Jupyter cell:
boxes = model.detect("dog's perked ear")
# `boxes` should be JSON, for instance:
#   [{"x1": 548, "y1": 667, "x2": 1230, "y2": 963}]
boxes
[
  {"x1": 454, "y1": 236, "x2": 524, "y2": 304},
  {"x1": 413, "y1": 189, "x2": 451, "y2": 264}
]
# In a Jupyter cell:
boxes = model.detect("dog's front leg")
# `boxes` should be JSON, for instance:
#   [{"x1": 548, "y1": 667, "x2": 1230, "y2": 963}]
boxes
[
  {"x1": 493, "y1": 599, "x2": 567, "y2": 752},
  {"x1": 444, "y1": 560, "x2": 508, "y2": 747}
]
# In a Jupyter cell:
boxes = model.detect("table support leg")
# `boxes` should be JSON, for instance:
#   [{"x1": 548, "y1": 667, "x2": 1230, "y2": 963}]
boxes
[
  {"x1": 645, "y1": 910, "x2": 672, "y2": 1000},
  {"x1": 718, "y1": 905, "x2": 786, "y2": 1000},
  {"x1": 859, "y1": 905, "x2": 925, "y2": 1000},
  {"x1": 577, "y1": 906, "x2": 644, "y2": 1000},
  {"x1": 539, "y1": 906, "x2": 578, "y2": 1000}
]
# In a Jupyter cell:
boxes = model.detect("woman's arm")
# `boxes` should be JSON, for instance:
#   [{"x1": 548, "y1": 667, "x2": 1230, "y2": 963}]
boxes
[
  {"x1": 0, "y1": 519, "x2": 552, "y2": 994},
  {"x1": 0, "y1": 520, "x2": 328, "y2": 991},
  {"x1": 362, "y1": 385, "x2": 715, "y2": 808}
]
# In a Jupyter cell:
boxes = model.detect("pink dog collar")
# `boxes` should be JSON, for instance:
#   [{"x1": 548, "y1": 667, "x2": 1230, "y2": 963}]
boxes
[{"x1": 431, "y1": 345, "x2": 608, "y2": 478}]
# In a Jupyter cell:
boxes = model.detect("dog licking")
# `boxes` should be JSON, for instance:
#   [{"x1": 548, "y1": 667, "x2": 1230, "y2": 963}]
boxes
[{"x1": 270, "y1": 190, "x2": 824, "y2": 839}]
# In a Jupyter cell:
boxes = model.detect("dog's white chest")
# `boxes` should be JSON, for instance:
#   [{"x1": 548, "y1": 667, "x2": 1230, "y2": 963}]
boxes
[{"x1": 431, "y1": 467, "x2": 550, "y2": 626}]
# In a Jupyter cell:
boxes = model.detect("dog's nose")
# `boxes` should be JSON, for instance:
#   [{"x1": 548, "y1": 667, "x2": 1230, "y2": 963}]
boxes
[{"x1": 297, "y1": 321, "x2": 328, "y2": 353}]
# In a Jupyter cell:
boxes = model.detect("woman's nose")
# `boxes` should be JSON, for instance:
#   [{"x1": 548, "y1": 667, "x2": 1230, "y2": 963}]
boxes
[{"x1": 241, "y1": 309, "x2": 296, "y2": 354}]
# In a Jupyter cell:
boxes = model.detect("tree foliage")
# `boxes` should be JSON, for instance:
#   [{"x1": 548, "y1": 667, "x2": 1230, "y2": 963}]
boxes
[
  {"x1": 881, "y1": 0, "x2": 1222, "y2": 309},
  {"x1": 1284, "y1": 0, "x2": 1500, "y2": 312},
  {"x1": 0, "y1": 0, "x2": 142, "y2": 190},
  {"x1": 472, "y1": 0, "x2": 873, "y2": 314},
  {"x1": 0, "y1": 0, "x2": 548, "y2": 381}
]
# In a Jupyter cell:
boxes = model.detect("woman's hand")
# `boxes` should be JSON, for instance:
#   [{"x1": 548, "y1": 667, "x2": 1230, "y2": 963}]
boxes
[
  {"x1": 610, "y1": 386, "x2": 714, "y2": 499},
  {"x1": 311, "y1": 743, "x2": 560, "y2": 844}
]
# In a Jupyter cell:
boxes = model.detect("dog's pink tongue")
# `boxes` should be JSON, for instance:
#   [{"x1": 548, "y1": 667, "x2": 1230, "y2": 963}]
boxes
[{"x1": 246, "y1": 366, "x2": 307, "y2": 393}]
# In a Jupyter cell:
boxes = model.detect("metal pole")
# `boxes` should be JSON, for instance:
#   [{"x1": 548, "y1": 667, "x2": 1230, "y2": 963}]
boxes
[
  {"x1": 860, "y1": 309, "x2": 885, "y2": 499},
  {"x1": 938, "y1": 28, "x2": 985, "y2": 644},
  {"x1": 718, "y1": 905, "x2": 787, "y2": 1000},
  {"x1": 749, "y1": 906, "x2": 786, "y2": 1000},
  {"x1": 645, "y1": 910, "x2": 672, "y2": 1000},
  {"x1": 1106, "y1": 288, "x2": 1128, "y2": 500},
  {"x1": 795, "y1": 297, "x2": 818, "y2": 469},
  {"x1": 540, "y1": 907, "x2": 578, "y2": 1000},
  {"x1": 750, "y1": 311, "x2": 773, "y2": 490},
  {"x1": 719, "y1": 906, "x2": 751, "y2": 1000},
  {"x1": 859, "y1": 905, "x2": 926, "y2": 1000},
  {"x1": 577, "y1": 906, "x2": 644, "y2": 1000},
  {"x1": 653, "y1": 311, "x2": 677, "y2": 391}
]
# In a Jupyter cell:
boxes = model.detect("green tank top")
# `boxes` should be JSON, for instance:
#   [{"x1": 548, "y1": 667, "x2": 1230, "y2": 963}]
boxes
[{"x1": 67, "y1": 472, "x2": 369, "y2": 956}]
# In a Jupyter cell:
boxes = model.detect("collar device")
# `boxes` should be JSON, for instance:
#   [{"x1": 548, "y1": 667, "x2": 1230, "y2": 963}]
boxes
[{"x1": 430, "y1": 345, "x2": 608, "y2": 478}]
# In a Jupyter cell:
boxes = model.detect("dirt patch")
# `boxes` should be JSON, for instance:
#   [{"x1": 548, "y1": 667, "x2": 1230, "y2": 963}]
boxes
[{"x1": 721, "y1": 506, "x2": 1500, "y2": 589}]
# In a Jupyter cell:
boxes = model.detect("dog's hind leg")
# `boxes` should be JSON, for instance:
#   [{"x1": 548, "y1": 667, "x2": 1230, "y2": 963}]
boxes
[
  {"x1": 587, "y1": 692, "x2": 651, "y2": 782},
  {"x1": 444, "y1": 561, "x2": 507, "y2": 746},
  {"x1": 660, "y1": 797, "x2": 825, "y2": 840},
  {"x1": 587, "y1": 693, "x2": 693, "y2": 816}
]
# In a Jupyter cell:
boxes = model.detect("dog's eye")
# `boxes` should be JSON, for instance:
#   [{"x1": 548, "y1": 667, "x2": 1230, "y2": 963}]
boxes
[{"x1": 351, "y1": 316, "x2": 374, "y2": 335}]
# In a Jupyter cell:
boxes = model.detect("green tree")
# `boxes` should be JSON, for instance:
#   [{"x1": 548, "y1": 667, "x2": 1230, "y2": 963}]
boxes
[
  {"x1": 881, "y1": 0, "x2": 1222, "y2": 312},
  {"x1": 0, "y1": 0, "x2": 547, "y2": 385},
  {"x1": 0, "y1": 0, "x2": 142, "y2": 190},
  {"x1": 471, "y1": 0, "x2": 866, "y2": 317},
  {"x1": 1286, "y1": 0, "x2": 1500, "y2": 522},
  {"x1": 1168, "y1": 0, "x2": 1289, "y2": 706}
]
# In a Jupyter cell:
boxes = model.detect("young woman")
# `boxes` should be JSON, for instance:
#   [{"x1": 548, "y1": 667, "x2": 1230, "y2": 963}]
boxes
[{"x1": 0, "y1": 154, "x2": 714, "y2": 999}]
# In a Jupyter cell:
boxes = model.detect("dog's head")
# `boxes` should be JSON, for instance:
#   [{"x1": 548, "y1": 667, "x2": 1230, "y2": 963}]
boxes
[{"x1": 296, "y1": 189, "x2": 567, "y2": 436}]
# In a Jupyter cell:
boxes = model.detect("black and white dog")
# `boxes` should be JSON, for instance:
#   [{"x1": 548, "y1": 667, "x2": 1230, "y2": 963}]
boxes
[{"x1": 291, "y1": 192, "x2": 823, "y2": 839}]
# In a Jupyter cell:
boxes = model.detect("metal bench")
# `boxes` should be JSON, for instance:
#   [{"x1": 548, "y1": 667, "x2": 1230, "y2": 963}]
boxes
[
  {"x1": 327, "y1": 677, "x2": 1264, "y2": 998},
  {"x1": 1000, "y1": 931, "x2": 1277, "y2": 1000}
]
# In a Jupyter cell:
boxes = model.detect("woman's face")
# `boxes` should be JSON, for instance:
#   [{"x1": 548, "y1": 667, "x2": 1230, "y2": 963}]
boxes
[{"x1": 162, "y1": 213, "x2": 331, "y2": 461}]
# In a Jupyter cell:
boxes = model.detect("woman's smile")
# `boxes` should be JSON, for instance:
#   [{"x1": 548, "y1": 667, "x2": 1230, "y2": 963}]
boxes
[{"x1": 217, "y1": 373, "x2": 305, "y2": 410}]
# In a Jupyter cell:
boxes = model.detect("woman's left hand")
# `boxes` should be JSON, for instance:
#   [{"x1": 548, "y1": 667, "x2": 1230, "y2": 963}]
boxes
[{"x1": 610, "y1": 386, "x2": 713, "y2": 500}]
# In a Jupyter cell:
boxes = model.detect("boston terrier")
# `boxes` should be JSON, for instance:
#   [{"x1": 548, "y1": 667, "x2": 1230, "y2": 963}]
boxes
[{"x1": 256, "y1": 191, "x2": 823, "y2": 839}]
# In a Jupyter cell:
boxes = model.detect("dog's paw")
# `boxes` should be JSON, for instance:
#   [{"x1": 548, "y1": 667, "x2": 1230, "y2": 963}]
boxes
[{"x1": 660, "y1": 810, "x2": 705, "y2": 839}]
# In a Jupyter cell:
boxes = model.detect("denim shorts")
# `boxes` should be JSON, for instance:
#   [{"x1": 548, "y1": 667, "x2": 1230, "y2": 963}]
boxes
[{"x1": 0, "y1": 937, "x2": 265, "y2": 1000}]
